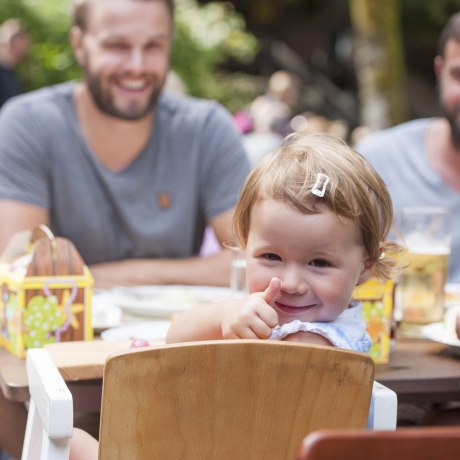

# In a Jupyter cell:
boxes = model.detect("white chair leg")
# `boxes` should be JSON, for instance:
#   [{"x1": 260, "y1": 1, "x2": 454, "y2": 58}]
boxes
[
  {"x1": 22, "y1": 400, "x2": 43, "y2": 460},
  {"x1": 22, "y1": 349, "x2": 73, "y2": 460},
  {"x1": 367, "y1": 380, "x2": 398, "y2": 430}
]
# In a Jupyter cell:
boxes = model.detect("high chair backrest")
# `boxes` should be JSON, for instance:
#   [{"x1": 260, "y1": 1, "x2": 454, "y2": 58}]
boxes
[
  {"x1": 296, "y1": 427, "x2": 460, "y2": 460},
  {"x1": 98, "y1": 340, "x2": 375, "y2": 460}
]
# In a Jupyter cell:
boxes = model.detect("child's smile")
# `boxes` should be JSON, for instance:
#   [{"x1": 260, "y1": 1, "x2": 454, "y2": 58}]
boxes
[
  {"x1": 273, "y1": 300, "x2": 317, "y2": 317},
  {"x1": 245, "y1": 198, "x2": 374, "y2": 325}
]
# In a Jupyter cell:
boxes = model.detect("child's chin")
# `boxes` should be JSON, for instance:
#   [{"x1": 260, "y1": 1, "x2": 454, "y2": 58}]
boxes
[{"x1": 278, "y1": 313, "x2": 304, "y2": 325}]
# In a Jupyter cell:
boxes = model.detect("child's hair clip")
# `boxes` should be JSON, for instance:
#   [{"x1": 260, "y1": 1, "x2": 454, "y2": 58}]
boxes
[{"x1": 311, "y1": 173, "x2": 330, "y2": 197}]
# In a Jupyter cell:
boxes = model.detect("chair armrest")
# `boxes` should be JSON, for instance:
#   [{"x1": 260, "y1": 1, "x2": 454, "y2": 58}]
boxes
[
  {"x1": 26, "y1": 348, "x2": 73, "y2": 439},
  {"x1": 367, "y1": 380, "x2": 397, "y2": 430}
]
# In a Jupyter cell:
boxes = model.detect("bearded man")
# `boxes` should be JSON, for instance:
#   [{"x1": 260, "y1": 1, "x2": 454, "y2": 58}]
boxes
[
  {"x1": 0, "y1": 0, "x2": 250, "y2": 289},
  {"x1": 356, "y1": 12, "x2": 460, "y2": 283}
]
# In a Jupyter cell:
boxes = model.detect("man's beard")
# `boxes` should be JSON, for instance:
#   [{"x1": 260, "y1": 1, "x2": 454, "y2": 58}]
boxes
[
  {"x1": 441, "y1": 101, "x2": 460, "y2": 149},
  {"x1": 84, "y1": 69, "x2": 163, "y2": 121}
]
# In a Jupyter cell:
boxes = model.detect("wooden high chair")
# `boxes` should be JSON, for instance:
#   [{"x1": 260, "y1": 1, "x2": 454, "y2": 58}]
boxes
[
  {"x1": 296, "y1": 427, "x2": 460, "y2": 460},
  {"x1": 22, "y1": 340, "x2": 397, "y2": 460}
]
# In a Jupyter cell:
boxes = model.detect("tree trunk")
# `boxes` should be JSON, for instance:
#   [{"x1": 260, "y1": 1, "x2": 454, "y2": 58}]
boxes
[{"x1": 350, "y1": 0, "x2": 407, "y2": 129}]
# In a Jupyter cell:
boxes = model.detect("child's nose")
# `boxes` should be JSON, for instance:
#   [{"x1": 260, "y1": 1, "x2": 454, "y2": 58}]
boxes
[{"x1": 280, "y1": 266, "x2": 308, "y2": 295}]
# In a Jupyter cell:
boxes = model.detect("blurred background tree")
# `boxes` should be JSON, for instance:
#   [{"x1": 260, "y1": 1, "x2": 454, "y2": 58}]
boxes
[
  {"x1": 172, "y1": 0, "x2": 261, "y2": 112},
  {"x1": 350, "y1": 0, "x2": 407, "y2": 130},
  {"x1": 207, "y1": 0, "x2": 460, "y2": 129},
  {"x1": 1, "y1": 0, "x2": 76, "y2": 90}
]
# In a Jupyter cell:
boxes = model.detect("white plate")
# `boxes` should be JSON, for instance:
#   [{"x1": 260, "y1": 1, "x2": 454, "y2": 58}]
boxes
[
  {"x1": 110, "y1": 285, "x2": 239, "y2": 318},
  {"x1": 421, "y1": 322, "x2": 460, "y2": 350},
  {"x1": 101, "y1": 321, "x2": 171, "y2": 341},
  {"x1": 91, "y1": 290, "x2": 123, "y2": 330}
]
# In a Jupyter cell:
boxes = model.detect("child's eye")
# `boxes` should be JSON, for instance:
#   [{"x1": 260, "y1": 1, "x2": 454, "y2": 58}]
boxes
[
  {"x1": 310, "y1": 259, "x2": 330, "y2": 268},
  {"x1": 263, "y1": 253, "x2": 281, "y2": 261}
]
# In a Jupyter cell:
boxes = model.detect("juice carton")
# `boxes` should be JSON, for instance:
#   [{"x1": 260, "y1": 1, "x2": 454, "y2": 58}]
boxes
[{"x1": 353, "y1": 278, "x2": 395, "y2": 364}]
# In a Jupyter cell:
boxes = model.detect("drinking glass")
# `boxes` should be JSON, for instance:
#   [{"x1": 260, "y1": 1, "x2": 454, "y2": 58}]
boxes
[
  {"x1": 230, "y1": 249, "x2": 247, "y2": 295},
  {"x1": 396, "y1": 207, "x2": 451, "y2": 338}
]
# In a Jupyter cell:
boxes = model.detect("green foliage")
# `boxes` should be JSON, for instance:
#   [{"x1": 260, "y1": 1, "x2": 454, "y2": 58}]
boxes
[
  {"x1": 172, "y1": 0, "x2": 260, "y2": 111},
  {"x1": 1, "y1": 0, "x2": 260, "y2": 112},
  {"x1": 1, "y1": 0, "x2": 82, "y2": 89}
]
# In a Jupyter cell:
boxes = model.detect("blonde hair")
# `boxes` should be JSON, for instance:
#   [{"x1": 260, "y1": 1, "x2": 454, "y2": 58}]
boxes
[{"x1": 233, "y1": 132, "x2": 401, "y2": 280}]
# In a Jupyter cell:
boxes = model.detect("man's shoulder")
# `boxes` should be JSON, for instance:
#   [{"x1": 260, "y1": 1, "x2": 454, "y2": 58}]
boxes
[
  {"x1": 360, "y1": 118, "x2": 431, "y2": 145},
  {"x1": 356, "y1": 118, "x2": 432, "y2": 157},
  {"x1": 158, "y1": 91, "x2": 224, "y2": 119}
]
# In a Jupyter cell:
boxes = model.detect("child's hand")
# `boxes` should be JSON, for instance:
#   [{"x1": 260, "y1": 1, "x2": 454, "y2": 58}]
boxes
[
  {"x1": 221, "y1": 277, "x2": 281, "y2": 339},
  {"x1": 262, "y1": 276, "x2": 282, "y2": 308}
]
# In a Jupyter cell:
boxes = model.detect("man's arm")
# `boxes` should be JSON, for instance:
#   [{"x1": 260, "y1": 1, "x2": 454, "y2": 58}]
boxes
[
  {"x1": 209, "y1": 208, "x2": 233, "y2": 250},
  {"x1": 89, "y1": 250, "x2": 232, "y2": 288},
  {"x1": 0, "y1": 199, "x2": 49, "y2": 254},
  {"x1": 89, "y1": 209, "x2": 235, "y2": 288},
  {"x1": 0, "y1": 202, "x2": 235, "y2": 288}
]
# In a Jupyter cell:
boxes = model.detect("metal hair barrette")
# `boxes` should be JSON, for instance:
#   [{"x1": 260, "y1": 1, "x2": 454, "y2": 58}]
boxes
[{"x1": 311, "y1": 173, "x2": 330, "y2": 198}]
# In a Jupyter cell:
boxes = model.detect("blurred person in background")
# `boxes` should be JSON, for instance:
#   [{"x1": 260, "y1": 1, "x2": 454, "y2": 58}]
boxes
[
  {"x1": 356, "y1": 11, "x2": 460, "y2": 427},
  {"x1": 0, "y1": 18, "x2": 30, "y2": 108},
  {"x1": 241, "y1": 70, "x2": 301, "y2": 166},
  {"x1": 356, "y1": 11, "x2": 460, "y2": 284},
  {"x1": 249, "y1": 70, "x2": 301, "y2": 137}
]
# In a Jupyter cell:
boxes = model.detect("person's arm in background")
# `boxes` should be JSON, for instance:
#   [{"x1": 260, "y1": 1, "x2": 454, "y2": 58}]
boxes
[
  {"x1": 0, "y1": 199, "x2": 234, "y2": 287},
  {"x1": 0, "y1": 200, "x2": 48, "y2": 252},
  {"x1": 88, "y1": 209, "x2": 235, "y2": 288}
]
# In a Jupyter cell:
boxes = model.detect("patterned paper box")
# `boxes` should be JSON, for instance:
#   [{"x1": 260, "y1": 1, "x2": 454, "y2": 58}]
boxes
[
  {"x1": 353, "y1": 278, "x2": 395, "y2": 364},
  {"x1": 0, "y1": 227, "x2": 93, "y2": 358}
]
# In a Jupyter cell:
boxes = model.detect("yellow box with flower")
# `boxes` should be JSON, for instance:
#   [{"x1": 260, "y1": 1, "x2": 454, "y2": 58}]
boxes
[
  {"x1": 353, "y1": 278, "x2": 395, "y2": 364},
  {"x1": 0, "y1": 226, "x2": 93, "y2": 358}
]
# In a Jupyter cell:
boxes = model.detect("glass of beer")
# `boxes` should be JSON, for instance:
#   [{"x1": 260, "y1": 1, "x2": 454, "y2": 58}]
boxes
[{"x1": 397, "y1": 207, "x2": 451, "y2": 338}]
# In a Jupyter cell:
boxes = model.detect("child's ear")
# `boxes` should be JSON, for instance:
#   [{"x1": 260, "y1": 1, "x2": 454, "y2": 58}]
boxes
[{"x1": 357, "y1": 256, "x2": 374, "y2": 285}]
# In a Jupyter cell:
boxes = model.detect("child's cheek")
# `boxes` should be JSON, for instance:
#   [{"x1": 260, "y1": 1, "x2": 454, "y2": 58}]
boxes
[{"x1": 246, "y1": 264, "x2": 273, "y2": 295}]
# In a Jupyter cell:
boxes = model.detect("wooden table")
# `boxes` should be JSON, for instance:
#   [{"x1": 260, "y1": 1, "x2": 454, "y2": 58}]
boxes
[
  {"x1": 375, "y1": 339, "x2": 460, "y2": 404},
  {"x1": 2, "y1": 338, "x2": 460, "y2": 409},
  {"x1": 0, "y1": 340, "x2": 135, "y2": 411}
]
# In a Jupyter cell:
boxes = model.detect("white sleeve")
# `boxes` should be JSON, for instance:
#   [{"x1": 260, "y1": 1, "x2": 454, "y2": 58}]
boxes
[{"x1": 268, "y1": 303, "x2": 371, "y2": 353}]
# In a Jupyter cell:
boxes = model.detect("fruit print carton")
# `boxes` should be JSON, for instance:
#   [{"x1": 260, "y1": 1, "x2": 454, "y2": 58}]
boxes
[
  {"x1": 0, "y1": 226, "x2": 93, "y2": 358},
  {"x1": 353, "y1": 278, "x2": 395, "y2": 364}
]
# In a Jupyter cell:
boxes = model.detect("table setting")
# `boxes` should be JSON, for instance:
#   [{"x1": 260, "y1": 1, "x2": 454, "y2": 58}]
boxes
[
  {"x1": 419, "y1": 284, "x2": 460, "y2": 355},
  {"x1": 91, "y1": 284, "x2": 241, "y2": 341}
]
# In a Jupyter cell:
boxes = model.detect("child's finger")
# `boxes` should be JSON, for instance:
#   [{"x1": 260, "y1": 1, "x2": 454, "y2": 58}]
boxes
[{"x1": 262, "y1": 277, "x2": 281, "y2": 307}]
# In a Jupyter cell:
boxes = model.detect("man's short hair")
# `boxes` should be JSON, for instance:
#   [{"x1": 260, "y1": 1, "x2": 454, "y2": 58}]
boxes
[
  {"x1": 71, "y1": 0, "x2": 174, "y2": 31},
  {"x1": 438, "y1": 12, "x2": 460, "y2": 57}
]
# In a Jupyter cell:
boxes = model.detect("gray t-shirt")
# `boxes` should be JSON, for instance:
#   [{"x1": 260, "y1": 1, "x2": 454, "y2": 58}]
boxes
[
  {"x1": 356, "y1": 118, "x2": 460, "y2": 282},
  {"x1": 0, "y1": 82, "x2": 250, "y2": 265}
]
